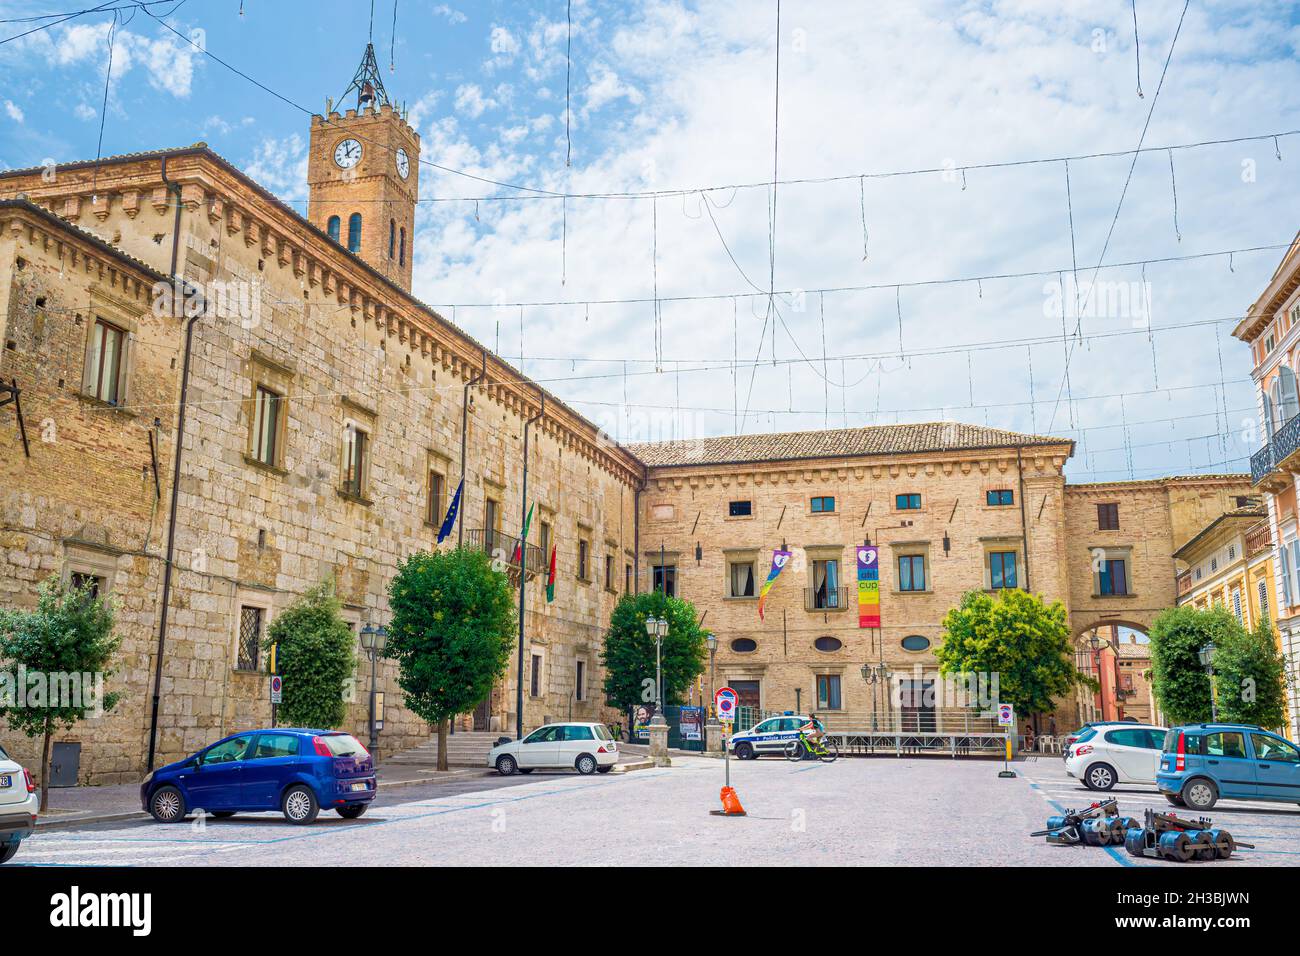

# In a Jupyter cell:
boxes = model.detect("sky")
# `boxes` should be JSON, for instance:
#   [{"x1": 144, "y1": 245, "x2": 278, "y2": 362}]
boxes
[{"x1": 2, "y1": 0, "x2": 1299, "y2": 482}]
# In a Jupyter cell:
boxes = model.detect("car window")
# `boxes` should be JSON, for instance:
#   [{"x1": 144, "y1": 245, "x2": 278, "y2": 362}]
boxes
[
  {"x1": 0, "y1": 743, "x2": 7, "y2": 760},
  {"x1": 563, "y1": 726, "x2": 594, "y2": 741},
  {"x1": 1204, "y1": 732, "x2": 1247, "y2": 758},
  {"x1": 1252, "y1": 733, "x2": 1300, "y2": 763},
  {"x1": 250, "y1": 734, "x2": 300, "y2": 760},
  {"x1": 593, "y1": 725, "x2": 613, "y2": 741},
  {"x1": 1104, "y1": 729, "x2": 1144, "y2": 747},
  {"x1": 1142, "y1": 730, "x2": 1165, "y2": 749},
  {"x1": 524, "y1": 727, "x2": 560, "y2": 744},
  {"x1": 1074, "y1": 728, "x2": 1098, "y2": 743},
  {"x1": 203, "y1": 735, "x2": 252, "y2": 764},
  {"x1": 754, "y1": 720, "x2": 778, "y2": 734}
]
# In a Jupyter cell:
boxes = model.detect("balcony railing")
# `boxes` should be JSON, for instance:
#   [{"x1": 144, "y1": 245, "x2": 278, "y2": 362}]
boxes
[
  {"x1": 1245, "y1": 520, "x2": 1273, "y2": 558},
  {"x1": 465, "y1": 528, "x2": 545, "y2": 580},
  {"x1": 1252, "y1": 412, "x2": 1300, "y2": 485},
  {"x1": 804, "y1": 586, "x2": 852, "y2": 612},
  {"x1": 1177, "y1": 570, "x2": 1193, "y2": 597}
]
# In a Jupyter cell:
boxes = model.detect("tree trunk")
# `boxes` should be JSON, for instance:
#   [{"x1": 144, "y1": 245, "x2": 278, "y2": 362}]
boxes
[
  {"x1": 40, "y1": 723, "x2": 53, "y2": 813},
  {"x1": 436, "y1": 718, "x2": 449, "y2": 772}
]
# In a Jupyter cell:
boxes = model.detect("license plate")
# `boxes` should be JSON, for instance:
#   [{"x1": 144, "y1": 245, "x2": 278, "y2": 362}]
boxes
[
  {"x1": 0, "y1": 775, "x2": 10, "y2": 789},
  {"x1": 349, "y1": 781, "x2": 369, "y2": 792}
]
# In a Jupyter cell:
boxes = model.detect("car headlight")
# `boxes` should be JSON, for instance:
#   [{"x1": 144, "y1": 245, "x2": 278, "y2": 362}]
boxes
[{"x1": 141, "y1": 771, "x2": 154, "y2": 786}]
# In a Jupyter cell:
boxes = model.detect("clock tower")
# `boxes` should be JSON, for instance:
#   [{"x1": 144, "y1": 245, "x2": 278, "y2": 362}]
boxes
[{"x1": 307, "y1": 43, "x2": 420, "y2": 291}]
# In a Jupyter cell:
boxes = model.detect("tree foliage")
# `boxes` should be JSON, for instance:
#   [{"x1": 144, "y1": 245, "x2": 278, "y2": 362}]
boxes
[
  {"x1": 263, "y1": 581, "x2": 355, "y2": 729},
  {"x1": 601, "y1": 591, "x2": 706, "y2": 713},
  {"x1": 1213, "y1": 617, "x2": 1289, "y2": 730},
  {"x1": 0, "y1": 576, "x2": 121, "y2": 810},
  {"x1": 386, "y1": 548, "x2": 515, "y2": 764},
  {"x1": 1148, "y1": 604, "x2": 1236, "y2": 725},
  {"x1": 935, "y1": 588, "x2": 1090, "y2": 717}
]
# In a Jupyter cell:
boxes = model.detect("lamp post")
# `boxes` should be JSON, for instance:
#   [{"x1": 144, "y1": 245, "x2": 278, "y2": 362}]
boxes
[
  {"x1": 1198, "y1": 642, "x2": 1218, "y2": 722},
  {"x1": 705, "y1": 631, "x2": 717, "y2": 719},
  {"x1": 861, "y1": 662, "x2": 892, "y2": 732},
  {"x1": 645, "y1": 615, "x2": 668, "y2": 724},
  {"x1": 359, "y1": 623, "x2": 389, "y2": 755}
]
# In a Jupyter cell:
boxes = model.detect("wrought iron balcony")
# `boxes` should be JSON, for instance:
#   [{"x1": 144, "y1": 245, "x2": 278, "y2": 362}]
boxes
[
  {"x1": 1245, "y1": 520, "x2": 1273, "y2": 559},
  {"x1": 1252, "y1": 412, "x2": 1300, "y2": 488},
  {"x1": 465, "y1": 528, "x2": 545, "y2": 580},
  {"x1": 804, "y1": 586, "x2": 851, "y2": 612}
]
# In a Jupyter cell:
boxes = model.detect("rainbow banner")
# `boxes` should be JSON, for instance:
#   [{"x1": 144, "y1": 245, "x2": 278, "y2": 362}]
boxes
[
  {"x1": 856, "y1": 545, "x2": 880, "y2": 628},
  {"x1": 756, "y1": 549, "x2": 792, "y2": 620}
]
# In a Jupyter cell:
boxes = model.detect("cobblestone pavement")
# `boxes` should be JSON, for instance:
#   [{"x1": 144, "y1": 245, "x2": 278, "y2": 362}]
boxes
[{"x1": 10, "y1": 756, "x2": 1298, "y2": 867}]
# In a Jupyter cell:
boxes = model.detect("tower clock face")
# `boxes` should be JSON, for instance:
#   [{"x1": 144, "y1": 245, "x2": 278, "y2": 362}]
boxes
[
  {"x1": 395, "y1": 147, "x2": 410, "y2": 180},
  {"x1": 333, "y1": 139, "x2": 362, "y2": 169}
]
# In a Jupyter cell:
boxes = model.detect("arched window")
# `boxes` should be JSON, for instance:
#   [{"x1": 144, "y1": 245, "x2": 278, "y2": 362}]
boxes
[
  {"x1": 399, "y1": 226, "x2": 406, "y2": 267},
  {"x1": 1277, "y1": 365, "x2": 1300, "y2": 426},
  {"x1": 389, "y1": 219, "x2": 396, "y2": 259},
  {"x1": 347, "y1": 213, "x2": 362, "y2": 253},
  {"x1": 813, "y1": 636, "x2": 842, "y2": 652},
  {"x1": 730, "y1": 638, "x2": 757, "y2": 653},
  {"x1": 327, "y1": 215, "x2": 340, "y2": 242}
]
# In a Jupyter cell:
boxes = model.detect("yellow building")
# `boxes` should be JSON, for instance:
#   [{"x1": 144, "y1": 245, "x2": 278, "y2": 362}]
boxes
[{"x1": 1174, "y1": 502, "x2": 1277, "y2": 633}]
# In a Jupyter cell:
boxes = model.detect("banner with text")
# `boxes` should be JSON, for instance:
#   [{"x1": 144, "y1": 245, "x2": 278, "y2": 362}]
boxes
[{"x1": 856, "y1": 545, "x2": 880, "y2": 628}]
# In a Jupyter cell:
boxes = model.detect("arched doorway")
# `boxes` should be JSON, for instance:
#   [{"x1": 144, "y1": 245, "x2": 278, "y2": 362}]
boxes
[{"x1": 1068, "y1": 622, "x2": 1157, "y2": 731}]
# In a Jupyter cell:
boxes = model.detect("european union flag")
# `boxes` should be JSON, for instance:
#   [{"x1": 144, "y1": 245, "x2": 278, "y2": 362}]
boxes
[{"x1": 437, "y1": 478, "x2": 464, "y2": 544}]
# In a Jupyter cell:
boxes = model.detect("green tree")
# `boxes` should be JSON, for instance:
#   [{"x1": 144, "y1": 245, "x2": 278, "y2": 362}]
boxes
[
  {"x1": 1215, "y1": 617, "x2": 1289, "y2": 730},
  {"x1": 0, "y1": 576, "x2": 121, "y2": 810},
  {"x1": 263, "y1": 581, "x2": 355, "y2": 730},
  {"x1": 1148, "y1": 604, "x2": 1238, "y2": 725},
  {"x1": 601, "y1": 591, "x2": 706, "y2": 717},
  {"x1": 936, "y1": 589, "x2": 1092, "y2": 721},
  {"x1": 386, "y1": 548, "x2": 515, "y2": 770}
]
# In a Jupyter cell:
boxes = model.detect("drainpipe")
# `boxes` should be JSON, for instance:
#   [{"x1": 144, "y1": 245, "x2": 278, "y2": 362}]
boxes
[
  {"x1": 633, "y1": 480, "x2": 644, "y2": 594},
  {"x1": 146, "y1": 156, "x2": 195, "y2": 771},
  {"x1": 458, "y1": 350, "x2": 487, "y2": 547},
  {"x1": 1016, "y1": 446, "x2": 1031, "y2": 592},
  {"x1": 516, "y1": 393, "x2": 544, "y2": 740}
]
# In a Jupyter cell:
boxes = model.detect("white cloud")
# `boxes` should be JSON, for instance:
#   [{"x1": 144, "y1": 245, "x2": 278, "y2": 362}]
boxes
[
  {"x1": 490, "y1": 26, "x2": 520, "y2": 57},
  {"x1": 432, "y1": 4, "x2": 467, "y2": 26},
  {"x1": 582, "y1": 63, "x2": 643, "y2": 115},
  {"x1": 454, "y1": 83, "x2": 496, "y2": 119},
  {"x1": 242, "y1": 134, "x2": 309, "y2": 204},
  {"x1": 74, "y1": 103, "x2": 96, "y2": 121},
  {"x1": 3, "y1": 100, "x2": 23, "y2": 123},
  {"x1": 41, "y1": 21, "x2": 198, "y2": 98}
]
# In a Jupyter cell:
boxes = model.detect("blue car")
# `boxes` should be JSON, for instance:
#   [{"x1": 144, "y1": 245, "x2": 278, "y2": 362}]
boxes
[
  {"x1": 140, "y1": 729, "x2": 376, "y2": 825},
  {"x1": 1156, "y1": 722, "x2": 1300, "y2": 811}
]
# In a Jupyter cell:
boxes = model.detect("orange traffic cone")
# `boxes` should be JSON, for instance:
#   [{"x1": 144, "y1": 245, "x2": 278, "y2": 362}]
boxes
[{"x1": 719, "y1": 786, "x2": 747, "y2": 816}]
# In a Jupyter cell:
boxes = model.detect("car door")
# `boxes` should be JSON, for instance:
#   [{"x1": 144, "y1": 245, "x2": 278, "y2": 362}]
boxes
[
  {"x1": 751, "y1": 718, "x2": 785, "y2": 754},
  {"x1": 1201, "y1": 731, "x2": 1257, "y2": 799},
  {"x1": 561, "y1": 725, "x2": 596, "y2": 765},
  {"x1": 184, "y1": 734, "x2": 253, "y2": 811},
  {"x1": 1100, "y1": 728, "x2": 1150, "y2": 781},
  {"x1": 1250, "y1": 732, "x2": 1300, "y2": 802},
  {"x1": 241, "y1": 733, "x2": 304, "y2": 810},
  {"x1": 518, "y1": 726, "x2": 561, "y2": 768}
]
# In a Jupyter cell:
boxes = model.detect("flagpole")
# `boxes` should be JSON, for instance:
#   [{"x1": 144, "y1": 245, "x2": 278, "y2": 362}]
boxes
[
  {"x1": 517, "y1": 393, "x2": 544, "y2": 740},
  {"x1": 458, "y1": 350, "x2": 486, "y2": 547}
]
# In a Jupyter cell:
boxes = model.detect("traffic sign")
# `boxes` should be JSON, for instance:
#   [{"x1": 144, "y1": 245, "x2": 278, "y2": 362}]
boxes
[
  {"x1": 270, "y1": 675, "x2": 283, "y2": 705},
  {"x1": 715, "y1": 686, "x2": 738, "y2": 723},
  {"x1": 997, "y1": 703, "x2": 1013, "y2": 726}
]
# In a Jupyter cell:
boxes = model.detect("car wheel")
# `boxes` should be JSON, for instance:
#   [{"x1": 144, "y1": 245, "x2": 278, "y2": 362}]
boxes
[
  {"x1": 281, "y1": 785, "x2": 320, "y2": 825},
  {"x1": 1181, "y1": 777, "x2": 1218, "y2": 811},
  {"x1": 496, "y1": 754, "x2": 518, "y2": 776},
  {"x1": 734, "y1": 742, "x2": 754, "y2": 760},
  {"x1": 149, "y1": 785, "x2": 187, "y2": 823},
  {"x1": 597, "y1": 765, "x2": 613, "y2": 774},
  {"x1": 211, "y1": 811, "x2": 236, "y2": 819},
  {"x1": 0, "y1": 842, "x2": 18, "y2": 865},
  {"x1": 1166, "y1": 794, "x2": 1185, "y2": 807},
  {"x1": 1084, "y1": 762, "x2": 1117, "y2": 791},
  {"x1": 336, "y1": 804, "x2": 367, "y2": 819},
  {"x1": 575, "y1": 753, "x2": 598, "y2": 775}
]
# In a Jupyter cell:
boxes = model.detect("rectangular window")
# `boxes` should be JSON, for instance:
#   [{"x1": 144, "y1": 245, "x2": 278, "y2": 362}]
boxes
[
  {"x1": 539, "y1": 521, "x2": 551, "y2": 561},
  {"x1": 728, "y1": 500, "x2": 752, "y2": 517},
  {"x1": 238, "y1": 605, "x2": 263, "y2": 671},
  {"x1": 653, "y1": 564, "x2": 677, "y2": 597},
  {"x1": 251, "y1": 385, "x2": 282, "y2": 466},
  {"x1": 816, "y1": 675, "x2": 842, "y2": 710},
  {"x1": 578, "y1": 539, "x2": 589, "y2": 580},
  {"x1": 986, "y1": 489, "x2": 1014, "y2": 506},
  {"x1": 989, "y1": 551, "x2": 1017, "y2": 589},
  {"x1": 605, "y1": 554, "x2": 614, "y2": 589},
  {"x1": 530, "y1": 653, "x2": 541, "y2": 697},
  {"x1": 69, "y1": 571, "x2": 105, "y2": 598},
  {"x1": 1231, "y1": 587, "x2": 1243, "y2": 622},
  {"x1": 1099, "y1": 559, "x2": 1129, "y2": 596},
  {"x1": 575, "y1": 660, "x2": 585, "y2": 701},
  {"x1": 812, "y1": 559, "x2": 840, "y2": 608},
  {"x1": 88, "y1": 318, "x2": 126, "y2": 404},
  {"x1": 485, "y1": 498, "x2": 500, "y2": 551},
  {"x1": 1097, "y1": 503, "x2": 1120, "y2": 530},
  {"x1": 895, "y1": 493, "x2": 921, "y2": 510},
  {"x1": 729, "y1": 560, "x2": 756, "y2": 597},
  {"x1": 1259, "y1": 579, "x2": 1270, "y2": 618},
  {"x1": 425, "y1": 471, "x2": 444, "y2": 525},
  {"x1": 342, "y1": 427, "x2": 368, "y2": 497},
  {"x1": 625, "y1": 562, "x2": 632, "y2": 593},
  {"x1": 810, "y1": 496, "x2": 836, "y2": 513},
  {"x1": 898, "y1": 554, "x2": 926, "y2": 592}
]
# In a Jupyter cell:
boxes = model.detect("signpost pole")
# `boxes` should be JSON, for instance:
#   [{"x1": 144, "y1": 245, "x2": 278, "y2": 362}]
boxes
[{"x1": 997, "y1": 703, "x2": 1016, "y2": 778}]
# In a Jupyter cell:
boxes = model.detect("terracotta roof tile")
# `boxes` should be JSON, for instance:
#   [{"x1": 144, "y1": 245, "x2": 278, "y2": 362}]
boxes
[{"x1": 629, "y1": 421, "x2": 1071, "y2": 468}]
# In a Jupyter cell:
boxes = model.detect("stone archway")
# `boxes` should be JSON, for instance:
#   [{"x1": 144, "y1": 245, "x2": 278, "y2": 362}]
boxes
[{"x1": 1066, "y1": 619, "x2": 1157, "y2": 731}]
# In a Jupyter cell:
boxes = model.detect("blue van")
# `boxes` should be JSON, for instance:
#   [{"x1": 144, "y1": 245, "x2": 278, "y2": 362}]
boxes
[
  {"x1": 1156, "y1": 723, "x2": 1300, "y2": 811},
  {"x1": 140, "y1": 729, "x2": 376, "y2": 825}
]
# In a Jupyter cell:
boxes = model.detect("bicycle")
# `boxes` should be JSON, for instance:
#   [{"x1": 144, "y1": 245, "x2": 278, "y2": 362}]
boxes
[{"x1": 784, "y1": 731, "x2": 839, "y2": 763}]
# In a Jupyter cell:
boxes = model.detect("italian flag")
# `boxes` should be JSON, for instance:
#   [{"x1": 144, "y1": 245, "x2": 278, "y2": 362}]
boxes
[{"x1": 545, "y1": 545, "x2": 557, "y2": 603}]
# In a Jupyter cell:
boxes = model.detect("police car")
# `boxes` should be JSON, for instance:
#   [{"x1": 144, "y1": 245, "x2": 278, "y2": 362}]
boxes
[{"x1": 728, "y1": 714, "x2": 810, "y2": 759}]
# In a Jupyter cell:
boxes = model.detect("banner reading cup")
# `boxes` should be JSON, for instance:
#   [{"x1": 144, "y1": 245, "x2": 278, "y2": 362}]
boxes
[{"x1": 856, "y1": 545, "x2": 880, "y2": 628}]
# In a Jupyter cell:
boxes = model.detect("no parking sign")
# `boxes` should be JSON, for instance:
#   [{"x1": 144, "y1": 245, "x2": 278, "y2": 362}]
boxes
[
  {"x1": 997, "y1": 703, "x2": 1013, "y2": 726},
  {"x1": 715, "y1": 686, "x2": 738, "y2": 723}
]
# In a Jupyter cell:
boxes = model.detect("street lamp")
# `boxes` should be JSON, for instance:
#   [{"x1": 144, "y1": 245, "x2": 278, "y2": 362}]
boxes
[
  {"x1": 704, "y1": 631, "x2": 718, "y2": 720},
  {"x1": 861, "y1": 662, "x2": 892, "y2": 731},
  {"x1": 645, "y1": 615, "x2": 669, "y2": 724},
  {"x1": 359, "y1": 623, "x2": 389, "y2": 754},
  {"x1": 1198, "y1": 642, "x2": 1218, "y2": 721}
]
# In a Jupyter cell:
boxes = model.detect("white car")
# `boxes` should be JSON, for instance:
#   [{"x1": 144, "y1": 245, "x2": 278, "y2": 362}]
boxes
[
  {"x1": 728, "y1": 714, "x2": 810, "y2": 760},
  {"x1": 0, "y1": 742, "x2": 38, "y2": 864},
  {"x1": 1065, "y1": 723, "x2": 1167, "y2": 791},
  {"x1": 489, "y1": 722, "x2": 619, "y2": 776}
]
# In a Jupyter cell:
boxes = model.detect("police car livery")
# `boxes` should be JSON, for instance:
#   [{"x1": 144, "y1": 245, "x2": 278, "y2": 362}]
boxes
[{"x1": 728, "y1": 714, "x2": 810, "y2": 759}]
